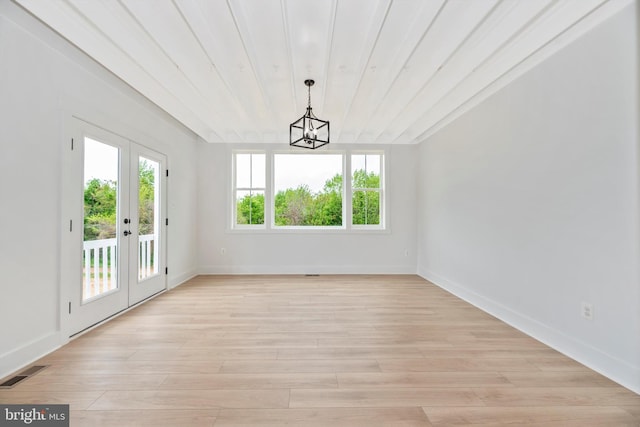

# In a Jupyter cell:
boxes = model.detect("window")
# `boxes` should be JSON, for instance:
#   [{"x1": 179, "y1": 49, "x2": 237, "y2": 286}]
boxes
[
  {"x1": 351, "y1": 153, "x2": 383, "y2": 226},
  {"x1": 231, "y1": 150, "x2": 385, "y2": 231},
  {"x1": 274, "y1": 153, "x2": 343, "y2": 227},
  {"x1": 233, "y1": 152, "x2": 265, "y2": 226}
]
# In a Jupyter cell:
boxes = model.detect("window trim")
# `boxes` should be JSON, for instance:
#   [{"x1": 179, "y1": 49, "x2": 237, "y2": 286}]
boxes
[
  {"x1": 271, "y1": 150, "x2": 346, "y2": 229},
  {"x1": 350, "y1": 151, "x2": 385, "y2": 229},
  {"x1": 231, "y1": 148, "x2": 387, "y2": 232},
  {"x1": 232, "y1": 150, "x2": 266, "y2": 229}
]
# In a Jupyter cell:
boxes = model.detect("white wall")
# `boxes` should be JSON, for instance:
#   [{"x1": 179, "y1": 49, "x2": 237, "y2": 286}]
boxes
[
  {"x1": 0, "y1": 2, "x2": 199, "y2": 378},
  {"x1": 417, "y1": 3, "x2": 640, "y2": 393},
  {"x1": 197, "y1": 143, "x2": 418, "y2": 274}
]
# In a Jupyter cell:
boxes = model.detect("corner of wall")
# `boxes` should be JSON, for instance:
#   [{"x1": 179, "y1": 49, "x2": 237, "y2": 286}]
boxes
[{"x1": 168, "y1": 270, "x2": 199, "y2": 289}]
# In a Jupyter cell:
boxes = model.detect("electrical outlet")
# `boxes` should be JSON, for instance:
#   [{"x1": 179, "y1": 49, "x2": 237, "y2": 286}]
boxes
[{"x1": 581, "y1": 302, "x2": 594, "y2": 320}]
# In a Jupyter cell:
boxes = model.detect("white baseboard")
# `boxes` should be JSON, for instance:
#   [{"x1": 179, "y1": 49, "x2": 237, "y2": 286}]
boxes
[
  {"x1": 0, "y1": 270, "x2": 195, "y2": 381},
  {"x1": 418, "y1": 268, "x2": 640, "y2": 395},
  {"x1": 0, "y1": 332, "x2": 63, "y2": 381},
  {"x1": 198, "y1": 264, "x2": 416, "y2": 275}
]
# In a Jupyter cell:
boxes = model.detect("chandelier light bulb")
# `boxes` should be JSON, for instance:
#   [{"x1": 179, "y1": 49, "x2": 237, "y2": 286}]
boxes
[{"x1": 304, "y1": 120, "x2": 316, "y2": 142}]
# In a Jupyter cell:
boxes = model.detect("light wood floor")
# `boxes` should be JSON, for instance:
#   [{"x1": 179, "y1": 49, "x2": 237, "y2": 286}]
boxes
[{"x1": 1, "y1": 275, "x2": 639, "y2": 426}]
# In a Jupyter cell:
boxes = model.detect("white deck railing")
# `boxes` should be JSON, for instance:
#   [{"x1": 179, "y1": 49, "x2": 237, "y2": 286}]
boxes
[
  {"x1": 138, "y1": 233, "x2": 157, "y2": 280},
  {"x1": 83, "y1": 237, "x2": 117, "y2": 299},
  {"x1": 83, "y1": 234, "x2": 156, "y2": 299}
]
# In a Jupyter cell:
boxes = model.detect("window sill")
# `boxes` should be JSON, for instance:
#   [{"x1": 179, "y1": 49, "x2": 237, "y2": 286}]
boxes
[{"x1": 228, "y1": 226, "x2": 389, "y2": 235}]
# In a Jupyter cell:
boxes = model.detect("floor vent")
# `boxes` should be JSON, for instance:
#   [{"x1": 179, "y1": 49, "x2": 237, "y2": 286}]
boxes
[
  {"x1": 0, "y1": 365, "x2": 49, "y2": 389},
  {"x1": 0, "y1": 376, "x2": 28, "y2": 388},
  {"x1": 305, "y1": 274, "x2": 320, "y2": 277}
]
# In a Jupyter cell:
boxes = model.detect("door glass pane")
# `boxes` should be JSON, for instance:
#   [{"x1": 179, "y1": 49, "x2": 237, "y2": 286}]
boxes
[
  {"x1": 138, "y1": 157, "x2": 160, "y2": 281},
  {"x1": 83, "y1": 138, "x2": 119, "y2": 301}
]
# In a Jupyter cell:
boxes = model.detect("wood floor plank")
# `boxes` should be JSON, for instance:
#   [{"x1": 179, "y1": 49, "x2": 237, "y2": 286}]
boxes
[
  {"x1": 256, "y1": 323, "x2": 371, "y2": 333},
  {"x1": 318, "y1": 337, "x2": 455, "y2": 348},
  {"x1": 418, "y1": 348, "x2": 566, "y2": 360},
  {"x1": 159, "y1": 373, "x2": 337, "y2": 389},
  {"x1": 501, "y1": 371, "x2": 620, "y2": 388},
  {"x1": 277, "y1": 346, "x2": 424, "y2": 360},
  {"x1": 220, "y1": 359, "x2": 380, "y2": 374},
  {"x1": 337, "y1": 372, "x2": 511, "y2": 388},
  {"x1": 38, "y1": 360, "x2": 223, "y2": 376},
  {"x1": 620, "y1": 405, "x2": 640, "y2": 422},
  {"x1": 1, "y1": 275, "x2": 635, "y2": 426},
  {"x1": 127, "y1": 348, "x2": 278, "y2": 361},
  {"x1": 38, "y1": 348, "x2": 137, "y2": 362},
  {"x1": 182, "y1": 337, "x2": 320, "y2": 348},
  {"x1": 289, "y1": 388, "x2": 484, "y2": 408},
  {"x1": 214, "y1": 408, "x2": 432, "y2": 426},
  {"x1": 473, "y1": 387, "x2": 640, "y2": 406},
  {"x1": 423, "y1": 406, "x2": 638, "y2": 426},
  {"x1": 530, "y1": 358, "x2": 594, "y2": 372},
  {"x1": 70, "y1": 409, "x2": 218, "y2": 427},
  {"x1": 378, "y1": 358, "x2": 539, "y2": 372},
  {"x1": 88, "y1": 389, "x2": 290, "y2": 410},
  {"x1": 10, "y1": 374, "x2": 167, "y2": 391},
  {"x1": 0, "y1": 390, "x2": 104, "y2": 410}
]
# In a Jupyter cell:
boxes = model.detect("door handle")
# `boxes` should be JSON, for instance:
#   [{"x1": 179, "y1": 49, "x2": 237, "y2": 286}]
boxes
[{"x1": 123, "y1": 230, "x2": 132, "y2": 236}]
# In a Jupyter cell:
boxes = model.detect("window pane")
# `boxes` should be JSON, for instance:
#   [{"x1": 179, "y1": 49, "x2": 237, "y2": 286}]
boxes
[
  {"x1": 274, "y1": 154, "x2": 343, "y2": 226},
  {"x1": 234, "y1": 152, "x2": 265, "y2": 227},
  {"x1": 352, "y1": 190, "x2": 380, "y2": 225},
  {"x1": 236, "y1": 190, "x2": 265, "y2": 225},
  {"x1": 252, "y1": 154, "x2": 266, "y2": 187},
  {"x1": 236, "y1": 154, "x2": 251, "y2": 188},
  {"x1": 352, "y1": 154, "x2": 380, "y2": 189}
]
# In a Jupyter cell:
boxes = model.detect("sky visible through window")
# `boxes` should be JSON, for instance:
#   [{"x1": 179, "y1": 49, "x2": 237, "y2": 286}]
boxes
[
  {"x1": 236, "y1": 153, "x2": 342, "y2": 193},
  {"x1": 84, "y1": 137, "x2": 118, "y2": 183},
  {"x1": 274, "y1": 154, "x2": 342, "y2": 193},
  {"x1": 352, "y1": 154, "x2": 381, "y2": 183}
]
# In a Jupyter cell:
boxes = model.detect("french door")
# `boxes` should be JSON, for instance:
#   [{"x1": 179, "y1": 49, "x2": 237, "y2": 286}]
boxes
[{"x1": 64, "y1": 120, "x2": 167, "y2": 335}]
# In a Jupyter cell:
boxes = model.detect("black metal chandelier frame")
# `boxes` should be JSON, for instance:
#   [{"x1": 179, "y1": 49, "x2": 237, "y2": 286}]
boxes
[{"x1": 289, "y1": 79, "x2": 330, "y2": 149}]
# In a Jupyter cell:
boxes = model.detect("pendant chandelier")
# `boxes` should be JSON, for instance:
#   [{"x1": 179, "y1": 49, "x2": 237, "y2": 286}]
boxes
[{"x1": 289, "y1": 79, "x2": 330, "y2": 149}]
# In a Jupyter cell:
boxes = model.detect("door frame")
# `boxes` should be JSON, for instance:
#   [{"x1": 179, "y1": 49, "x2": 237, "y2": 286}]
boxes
[{"x1": 60, "y1": 117, "x2": 168, "y2": 337}]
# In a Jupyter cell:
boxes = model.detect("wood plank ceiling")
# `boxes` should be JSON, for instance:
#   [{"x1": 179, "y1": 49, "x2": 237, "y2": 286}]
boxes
[{"x1": 14, "y1": 0, "x2": 631, "y2": 144}]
